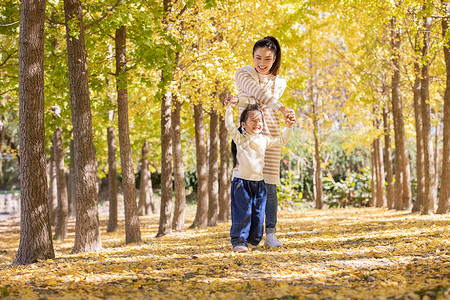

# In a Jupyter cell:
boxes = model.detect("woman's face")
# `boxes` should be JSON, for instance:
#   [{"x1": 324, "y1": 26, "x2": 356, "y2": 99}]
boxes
[
  {"x1": 241, "y1": 110, "x2": 263, "y2": 135},
  {"x1": 253, "y1": 47, "x2": 275, "y2": 75}
]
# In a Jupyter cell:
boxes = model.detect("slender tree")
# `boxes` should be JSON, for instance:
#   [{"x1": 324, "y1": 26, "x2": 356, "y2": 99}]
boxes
[
  {"x1": 412, "y1": 57, "x2": 425, "y2": 212},
  {"x1": 157, "y1": 0, "x2": 175, "y2": 237},
  {"x1": 191, "y1": 102, "x2": 209, "y2": 228},
  {"x1": 218, "y1": 111, "x2": 230, "y2": 223},
  {"x1": 106, "y1": 77, "x2": 118, "y2": 232},
  {"x1": 54, "y1": 128, "x2": 68, "y2": 241},
  {"x1": 49, "y1": 138, "x2": 57, "y2": 225},
  {"x1": 208, "y1": 109, "x2": 219, "y2": 226},
  {"x1": 382, "y1": 107, "x2": 395, "y2": 209},
  {"x1": 437, "y1": 0, "x2": 450, "y2": 214},
  {"x1": 312, "y1": 91, "x2": 323, "y2": 209},
  {"x1": 68, "y1": 139, "x2": 76, "y2": 218},
  {"x1": 420, "y1": 12, "x2": 436, "y2": 215},
  {"x1": 390, "y1": 16, "x2": 412, "y2": 210},
  {"x1": 64, "y1": 0, "x2": 101, "y2": 253},
  {"x1": 116, "y1": 25, "x2": 141, "y2": 243},
  {"x1": 138, "y1": 140, "x2": 150, "y2": 216},
  {"x1": 14, "y1": 0, "x2": 55, "y2": 265},
  {"x1": 172, "y1": 95, "x2": 186, "y2": 230}
]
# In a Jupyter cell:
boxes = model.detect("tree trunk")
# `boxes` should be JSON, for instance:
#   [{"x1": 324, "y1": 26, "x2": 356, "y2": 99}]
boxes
[
  {"x1": 191, "y1": 102, "x2": 209, "y2": 228},
  {"x1": 218, "y1": 111, "x2": 230, "y2": 223},
  {"x1": 391, "y1": 16, "x2": 412, "y2": 210},
  {"x1": 49, "y1": 137, "x2": 58, "y2": 226},
  {"x1": 208, "y1": 109, "x2": 219, "y2": 226},
  {"x1": 14, "y1": 0, "x2": 55, "y2": 265},
  {"x1": 421, "y1": 14, "x2": 436, "y2": 215},
  {"x1": 157, "y1": 77, "x2": 173, "y2": 236},
  {"x1": 438, "y1": 0, "x2": 450, "y2": 214},
  {"x1": 370, "y1": 142, "x2": 376, "y2": 207},
  {"x1": 375, "y1": 133, "x2": 386, "y2": 207},
  {"x1": 68, "y1": 139, "x2": 76, "y2": 218},
  {"x1": 64, "y1": 0, "x2": 101, "y2": 253},
  {"x1": 382, "y1": 107, "x2": 395, "y2": 209},
  {"x1": 412, "y1": 59, "x2": 425, "y2": 212},
  {"x1": 312, "y1": 101, "x2": 323, "y2": 209},
  {"x1": 54, "y1": 128, "x2": 68, "y2": 241},
  {"x1": 138, "y1": 140, "x2": 150, "y2": 216},
  {"x1": 148, "y1": 172, "x2": 157, "y2": 214},
  {"x1": 115, "y1": 26, "x2": 141, "y2": 243},
  {"x1": 172, "y1": 96, "x2": 186, "y2": 231},
  {"x1": 106, "y1": 126, "x2": 118, "y2": 232}
]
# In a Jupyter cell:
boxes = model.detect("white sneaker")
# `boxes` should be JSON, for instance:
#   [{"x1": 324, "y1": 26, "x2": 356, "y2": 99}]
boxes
[
  {"x1": 264, "y1": 233, "x2": 283, "y2": 247},
  {"x1": 233, "y1": 245, "x2": 248, "y2": 253}
]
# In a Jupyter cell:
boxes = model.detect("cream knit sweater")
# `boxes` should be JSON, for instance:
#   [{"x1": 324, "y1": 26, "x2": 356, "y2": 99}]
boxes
[{"x1": 225, "y1": 106, "x2": 292, "y2": 182}]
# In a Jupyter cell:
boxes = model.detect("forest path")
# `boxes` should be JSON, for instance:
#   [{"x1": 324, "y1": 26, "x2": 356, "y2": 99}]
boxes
[{"x1": 0, "y1": 208, "x2": 449, "y2": 299}]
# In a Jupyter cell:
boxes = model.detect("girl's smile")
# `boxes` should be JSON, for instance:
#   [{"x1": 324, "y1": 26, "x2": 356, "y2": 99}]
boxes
[{"x1": 241, "y1": 111, "x2": 264, "y2": 135}]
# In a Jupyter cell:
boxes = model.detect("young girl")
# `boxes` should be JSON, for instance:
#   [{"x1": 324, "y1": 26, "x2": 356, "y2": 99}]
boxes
[
  {"x1": 227, "y1": 36, "x2": 295, "y2": 248},
  {"x1": 225, "y1": 103, "x2": 294, "y2": 253}
]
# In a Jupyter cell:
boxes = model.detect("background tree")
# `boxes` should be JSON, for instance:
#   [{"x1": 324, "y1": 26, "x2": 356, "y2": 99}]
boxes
[{"x1": 64, "y1": 0, "x2": 101, "y2": 253}]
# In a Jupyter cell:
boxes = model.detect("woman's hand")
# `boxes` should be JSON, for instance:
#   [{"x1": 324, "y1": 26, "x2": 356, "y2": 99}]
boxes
[{"x1": 224, "y1": 95, "x2": 239, "y2": 106}]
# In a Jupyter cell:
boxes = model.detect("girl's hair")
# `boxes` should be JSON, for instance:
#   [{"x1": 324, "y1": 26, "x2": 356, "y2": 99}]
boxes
[
  {"x1": 252, "y1": 36, "x2": 282, "y2": 76},
  {"x1": 231, "y1": 104, "x2": 264, "y2": 168}
]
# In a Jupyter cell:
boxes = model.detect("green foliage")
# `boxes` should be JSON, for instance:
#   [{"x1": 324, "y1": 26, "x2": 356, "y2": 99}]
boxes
[{"x1": 323, "y1": 169, "x2": 371, "y2": 208}]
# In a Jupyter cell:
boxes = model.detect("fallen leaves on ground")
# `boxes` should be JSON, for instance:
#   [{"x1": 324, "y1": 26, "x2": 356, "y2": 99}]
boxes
[{"x1": 0, "y1": 208, "x2": 449, "y2": 299}]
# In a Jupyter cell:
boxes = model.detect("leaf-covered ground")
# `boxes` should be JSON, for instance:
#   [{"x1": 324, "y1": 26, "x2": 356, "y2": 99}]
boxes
[{"x1": 0, "y1": 207, "x2": 449, "y2": 299}]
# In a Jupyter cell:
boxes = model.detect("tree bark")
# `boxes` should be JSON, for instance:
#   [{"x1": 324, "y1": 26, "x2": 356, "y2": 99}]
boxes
[
  {"x1": 373, "y1": 111, "x2": 386, "y2": 208},
  {"x1": 437, "y1": 1, "x2": 450, "y2": 214},
  {"x1": 420, "y1": 14, "x2": 436, "y2": 215},
  {"x1": 64, "y1": 0, "x2": 101, "y2": 253},
  {"x1": 54, "y1": 128, "x2": 68, "y2": 241},
  {"x1": 68, "y1": 139, "x2": 76, "y2": 218},
  {"x1": 157, "y1": 77, "x2": 173, "y2": 236},
  {"x1": 138, "y1": 140, "x2": 150, "y2": 216},
  {"x1": 370, "y1": 142, "x2": 376, "y2": 207},
  {"x1": 375, "y1": 134, "x2": 386, "y2": 207},
  {"x1": 312, "y1": 99, "x2": 323, "y2": 209},
  {"x1": 106, "y1": 126, "x2": 118, "y2": 232},
  {"x1": 49, "y1": 137, "x2": 58, "y2": 226},
  {"x1": 218, "y1": 111, "x2": 230, "y2": 223},
  {"x1": 412, "y1": 59, "x2": 425, "y2": 213},
  {"x1": 115, "y1": 26, "x2": 141, "y2": 243},
  {"x1": 14, "y1": 0, "x2": 55, "y2": 265},
  {"x1": 382, "y1": 107, "x2": 395, "y2": 209},
  {"x1": 148, "y1": 172, "x2": 157, "y2": 214},
  {"x1": 390, "y1": 16, "x2": 412, "y2": 210},
  {"x1": 191, "y1": 102, "x2": 209, "y2": 228},
  {"x1": 208, "y1": 109, "x2": 219, "y2": 226},
  {"x1": 172, "y1": 96, "x2": 186, "y2": 231}
]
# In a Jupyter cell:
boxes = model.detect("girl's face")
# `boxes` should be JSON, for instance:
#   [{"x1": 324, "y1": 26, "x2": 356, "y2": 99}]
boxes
[
  {"x1": 241, "y1": 111, "x2": 264, "y2": 135},
  {"x1": 253, "y1": 47, "x2": 276, "y2": 75}
]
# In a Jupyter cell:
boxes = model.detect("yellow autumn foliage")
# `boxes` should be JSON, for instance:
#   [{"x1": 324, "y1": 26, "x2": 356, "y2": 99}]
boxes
[{"x1": 0, "y1": 208, "x2": 449, "y2": 299}]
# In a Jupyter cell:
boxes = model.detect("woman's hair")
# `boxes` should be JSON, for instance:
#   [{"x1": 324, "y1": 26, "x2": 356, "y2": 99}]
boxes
[
  {"x1": 252, "y1": 36, "x2": 282, "y2": 76},
  {"x1": 231, "y1": 104, "x2": 264, "y2": 168}
]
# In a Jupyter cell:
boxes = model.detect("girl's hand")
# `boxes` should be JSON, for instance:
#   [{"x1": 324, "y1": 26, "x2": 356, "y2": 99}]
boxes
[
  {"x1": 286, "y1": 114, "x2": 296, "y2": 128},
  {"x1": 224, "y1": 95, "x2": 239, "y2": 106},
  {"x1": 280, "y1": 107, "x2": 295, "y2": 124}
]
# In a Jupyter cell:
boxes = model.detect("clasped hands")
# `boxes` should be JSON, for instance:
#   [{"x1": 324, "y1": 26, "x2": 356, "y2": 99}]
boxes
[{"x1": 224, "y1": 95, "x2": 296, "y2": 126}]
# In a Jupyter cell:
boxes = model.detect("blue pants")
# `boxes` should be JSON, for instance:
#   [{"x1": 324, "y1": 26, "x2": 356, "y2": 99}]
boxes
[
  {"x1": 265, "y1": 184, "x2": 278, "y2": 233},
  {"x1": 230, "y1": 178, "x2": 267, "y2": 247}
]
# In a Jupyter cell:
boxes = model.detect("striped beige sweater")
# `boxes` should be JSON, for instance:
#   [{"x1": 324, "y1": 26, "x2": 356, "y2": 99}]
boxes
[{"x1": 233, "y1": 65, "x2": 287, "y2": 185}]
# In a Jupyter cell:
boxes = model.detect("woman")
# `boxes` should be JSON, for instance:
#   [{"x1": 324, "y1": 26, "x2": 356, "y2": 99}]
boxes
[{"x1": 226, "y1": 36, "x2": 295, "y2": 247}]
